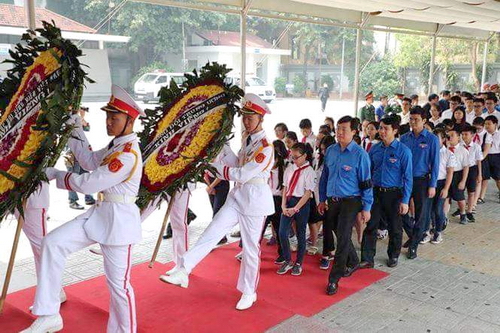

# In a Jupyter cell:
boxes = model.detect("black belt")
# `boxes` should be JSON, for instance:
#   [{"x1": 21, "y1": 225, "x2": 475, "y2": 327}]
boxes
[
  {"x1": 328, "y1": 196, "x2": 360, "y2": 203},
  {"x1": 374, "y1": 186, "x2": 401, "y2": 193},
  {"x1": 414, "y1": 174, "x2": 430, "y2": 180}
]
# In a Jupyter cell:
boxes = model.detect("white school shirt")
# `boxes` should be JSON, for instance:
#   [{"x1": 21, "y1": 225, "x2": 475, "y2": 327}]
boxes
[
  {"x1": 449, "y1": 144, "x2": 469, "y2": 172},
  {"x1": 465, "y1": 110, "x2": 477, "y2": 124},
  {"x1": 475, "y1": 129, "x2": 492, "y2": 149},
  {"x1": 362, "y1": 138, "x2": 379, "y2": 152},
  {"x1": 400, "y1": 111, "x2": 410, "y2": 125},
  {"x1": 428, "y1": 117, "x2": 441, "y2": 127},
  {"x1": 269, "y1": 167, "x2": 282, "y2": 196},
  {"x1": 438, "y1": 146, "x2": 457, "y2": 180},
  {"x1": 482, "y1": 110, "x2": 500, "y2": 126},
  {"x1": 283, "y1": 162, "x2": 315, "y2": 198},
  {"x1": 461, "y1": 142, "x2": 482, "y2": 167},
  {"x1": 301, "y1": 132, "x2": 316, "y2": 150},
  {"x1": 441, "y1": 109, "x2": 453, "y2": 120},
  {"x1": 488, "y1": 130, "x2": 500, "y2": 154}
]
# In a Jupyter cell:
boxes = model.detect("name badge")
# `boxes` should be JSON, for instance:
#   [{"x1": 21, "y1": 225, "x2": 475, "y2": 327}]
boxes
[
  {"x1": 419, "y1": 143, "x2": 428, "y2": 149},
  {"x1": 342, "y1": 165, "x2": 352, "y2": 171},
  {"x1": 389, "y1": 158, "x2": 398, "y2": 163}
]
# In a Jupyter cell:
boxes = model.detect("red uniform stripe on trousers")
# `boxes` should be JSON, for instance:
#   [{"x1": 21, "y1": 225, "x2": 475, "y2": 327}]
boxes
[
  {"x1": 41, "y1": 208, "x2": 46, "y2": 237},
  {"x1": 124, "y1": 244, "x2": 134, "y2": 333}
]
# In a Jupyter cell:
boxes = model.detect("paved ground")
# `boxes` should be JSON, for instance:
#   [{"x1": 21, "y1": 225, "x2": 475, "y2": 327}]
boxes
[{"x1": 1, "y1": 98, "x2": 500, "y2": 332}]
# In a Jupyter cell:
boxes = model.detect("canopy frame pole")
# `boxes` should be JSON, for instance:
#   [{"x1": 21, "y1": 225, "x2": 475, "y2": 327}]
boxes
[
  {"x1": 480, "y1": 36, "x2": 491, "y2": 89},
  {"x1": 428, "y1": 24, "x2": 442, "y2": 96},
  {"x1": 353, "y1": 12, "x2": 370, "y2": 116},
  {"x1": 25, "y1": 0, "x2": 36, "y2": 30},
  {"x1": 240, "y1": 0, "x2": 253, "y2": 92}
]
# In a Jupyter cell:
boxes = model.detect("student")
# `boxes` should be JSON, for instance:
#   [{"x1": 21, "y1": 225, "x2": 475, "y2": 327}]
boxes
[
  {"x1": 324, "y1": 117, "x2": 335, "y2": 134},
  {"x1": 446, "y1": 128, "x2": 470, "y2": 225},
  {"x1": 318, "y1": 116, "x2": 373, "y2": 295},
  {"x1": 299, "y1": 118, "x2": 316, "y2": 149},
  {"x1": 424, "y1": 122, "x2": 435, "y2": 132},
  {"x1": 285, "y1": 131, "x2": 299, "y2": 163},
  {"x1": 482, "y1": 95, "x2": 500, "y2": 125},
  {"x1": 361, "y1": 121, "x2": 380, "y2": 152},
  {"x1": 430, "y1": 128, "x2": 456, "y2": 244},
  {"x1": 410, "y1": 94, "x2": 419, "y2": 107},
  {"x1": 423, "y1": 93, "x2": 439, "y2": 119},
  {"x1": 471, "y1": 98, "x2": 486, "y2": 124},
  {"x1": 375, "y1": 95, "x2": 388, "y2": 121},
  {"x1": 442, "y1": 119, "x2": 455, "y2": 132},
  {"x1": 460, "y1": 125, "x2": 483, "y2": 222},
  {"x1": 451, "y1": 108, "x2": 467, "y2": 132},
  {"x1": 428, "y1": 104, "x2": 442, "y2": 127},
  {"x1": 268, "y1": 140, "x2": 289, "y2": 264},
  {"x1": 480, "y1": 116, "x2": 500, "y2": 203},
  {"x1": 439, "y1": 90, "x2": 451, "y2": 111},
  {"x1": 441, "y1": 95, "x2": 462, "y2": 120},
  {"x1": 277, "y1": 143, "x2": 315, "y2": 276},
  {"x1": 360, "y1": 115, "x2": 412, "y2": 268},
  {"x1": 473, "y1": 117, "x2": 491, "y2": 204},
  {"x1": 400, "y1": 107, "x2": 440, "y2": 259},
  {"x1": 464, "y1": 95, "x2": 476, "y2": 124},
  {"x1": 274, "y1": 123, "x2": 288, "y2": 141},
  {"x1": 400, "y1": 97, "x2": 412, "y2": 125}
]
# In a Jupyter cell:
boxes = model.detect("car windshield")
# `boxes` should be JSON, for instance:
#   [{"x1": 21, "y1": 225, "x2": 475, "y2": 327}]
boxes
[
  {"x1": 139, "y1": 74, "x2": 158, "y2": 83},
  {"x1": 247, "y1": 77, "x2": 266, "y2": 86}
]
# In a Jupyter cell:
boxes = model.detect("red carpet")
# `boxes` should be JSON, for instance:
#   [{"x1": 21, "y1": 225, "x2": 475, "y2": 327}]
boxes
[{"x1": 0, "y1": 242, "x2": 388, "y2": 332}]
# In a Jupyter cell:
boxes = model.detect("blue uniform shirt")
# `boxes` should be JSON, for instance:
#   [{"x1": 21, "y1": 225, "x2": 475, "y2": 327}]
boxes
[
  {"x1": 375, "y1": 105, "x2": 385, "y2": 120},
  {"x1": 369, "y1": 140, "x2": 413, "y2": 204},
  {"x1": 400, "y1": 129, "x2": 440, "y2": 188},
  {"x1": 319, "y1": 141, "x2": 374, "y2": 211}
]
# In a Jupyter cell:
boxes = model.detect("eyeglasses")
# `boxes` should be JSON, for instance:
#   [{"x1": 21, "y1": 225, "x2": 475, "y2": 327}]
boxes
[{"x1": 291, "y1": 154, "x2": 304, "y2": 161}]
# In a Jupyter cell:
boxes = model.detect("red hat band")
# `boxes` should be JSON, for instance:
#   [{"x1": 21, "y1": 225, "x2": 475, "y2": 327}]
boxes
[
  {"x1": 108, "y1": 96, "x2": 140, "y2": 119},
  {"x1": 243, "y1": 100, "x2": 267, "y2": 116}
]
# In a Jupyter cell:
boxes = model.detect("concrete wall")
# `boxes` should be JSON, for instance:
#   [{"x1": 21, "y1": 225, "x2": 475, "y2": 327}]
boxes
[{"x1": 80, "y1": 48, "x2": 112, "y2": 99}]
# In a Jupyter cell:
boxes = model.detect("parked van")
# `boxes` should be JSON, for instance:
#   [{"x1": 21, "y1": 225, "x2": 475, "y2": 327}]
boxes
[
  {"x1": 225, "y1": 75, "x2": 276, "y2": 103},
  {"x1": 134, "y1": 71, "x2": 186, "y2": 103}
]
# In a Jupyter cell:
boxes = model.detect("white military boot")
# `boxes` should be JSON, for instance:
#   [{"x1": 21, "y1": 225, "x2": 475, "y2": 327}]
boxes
[
  {"x1": 29, "y1": 289, "x2": 67, "y2": 312},
  {"x1": 236, "y1": 293, "x2": 257, "y2": 310},
  {"x1": 164, "y1": 265, "x2": 179, "y2": 276},
  {"x1": 159, "y1": 267, "x2": 189, "y2": 288},
  {"x1": 20, "y1": 314, "x2": 63, "y2": 333}
]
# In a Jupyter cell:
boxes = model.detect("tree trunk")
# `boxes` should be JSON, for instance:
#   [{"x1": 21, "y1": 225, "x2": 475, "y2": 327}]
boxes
[{"x1": 470, "y1": 41, "x2": 480, "y2": 91}]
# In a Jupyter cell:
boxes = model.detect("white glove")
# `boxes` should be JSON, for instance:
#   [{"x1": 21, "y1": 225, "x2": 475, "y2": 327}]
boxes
[{"x1": 45, "y1": 167, "x2": 58, "y2": 181}]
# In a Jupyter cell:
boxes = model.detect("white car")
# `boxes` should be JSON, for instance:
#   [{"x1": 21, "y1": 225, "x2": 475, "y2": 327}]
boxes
[
  {"x1": 134, "y1": 71, "x2": 186, "y2": 103},
  {"x1": 226, "y1": 76, "x2": 276, "y2": 103}
]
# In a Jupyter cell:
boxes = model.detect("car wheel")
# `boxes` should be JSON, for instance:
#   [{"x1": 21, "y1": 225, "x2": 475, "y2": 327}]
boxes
[{"x1": 264, "y1": 100, "x2": 273, "y2": 104}]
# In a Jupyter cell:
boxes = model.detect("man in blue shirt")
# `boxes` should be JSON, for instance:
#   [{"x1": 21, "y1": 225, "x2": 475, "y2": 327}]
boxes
[
  {"x1": 375, "y1": 95, "x2": 388, "y2": 121},
  {"x1": 400, "y1": 107, "x2": 440, "y2": 259},
  {"x1": 360, "y1": 115, "x2": 413, "y2": 269},
  {"x1": 318, "y1": 116, "x2": 373, "y2": 295}
]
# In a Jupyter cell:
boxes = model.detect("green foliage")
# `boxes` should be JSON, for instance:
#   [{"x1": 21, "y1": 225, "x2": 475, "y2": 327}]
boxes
[
  {"x1": 360, "y1": 56, "x2": 401, "y2": 99},
  {"x1": 130, "y1": 61, "x2": 174, "y2": 89},
  {"x1": 274, "y1": 77, "x2": 286, "y2": 95},
  {"x1": 0, "y1": 21, "x2": 91, "y2": 221},
  {"x1": 321, "y1": 75, "x2": 334, "y2": 90},
  {"x1": 292, "y1": 74, "x2": 306, "y2": 96},
  {"x1": 136, "y1": 62, "x2": 243, "y2": 209}
]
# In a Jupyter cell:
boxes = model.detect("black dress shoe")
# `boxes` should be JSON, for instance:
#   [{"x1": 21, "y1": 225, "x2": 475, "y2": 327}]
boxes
[
  {"x1": 217, "y1": 236, "x2": 228, "y2": 245},
  {"x1": 326, "y1": 282, "x2": 338, "y2": 295},
  {"x1": 162, "y1": 224, "x2": 173, "y2": 240},
  {"x1": 407, "y1": 248, "x2": 417, "y2": 259},
  {"x1": 402, "y1": 239, "x2": 410, "y2": 248},
  {"x1": 387, "y1": 258, "x2": 398, "y2": 267},
  {"x1": 343, "y1": 264, "x2": 360, "y2": 277},
  {"x1": 359, "y1": 261, "x2": 374, "y2": 269}
]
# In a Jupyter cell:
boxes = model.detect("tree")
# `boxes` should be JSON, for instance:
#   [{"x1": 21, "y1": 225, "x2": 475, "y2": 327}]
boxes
[{"x1": 360, "y1": 56, "x2": 401, "y2": 98}]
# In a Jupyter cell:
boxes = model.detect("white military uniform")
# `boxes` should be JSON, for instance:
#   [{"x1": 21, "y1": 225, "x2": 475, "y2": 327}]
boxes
[
  {"x1": 14, "y1": 183, "x2": 50, "y2": 277},
  {"x1": 29, "y1": 85, "x2": 144, "y2": 333},
  {"x1": 180, "y1": 127, "x2": 274, "y2": 295},
  {"x1": 141, "y1": 188, "x2": 191, "y2": 265}
]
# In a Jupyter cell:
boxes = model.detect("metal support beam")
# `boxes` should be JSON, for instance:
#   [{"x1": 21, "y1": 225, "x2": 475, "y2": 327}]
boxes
[
  {"x1": 25, "y1": 0, "x2": 36, "y2": 31},
  {"x1": 481, "y1": 39, "x2": 489, "y2": 88},
  {"x1": 428, "y1": 34, "x2": 437, "y2": 95},
  {"x1": 240, "y1": 1, "x2": 249, "y2": 92},
  {"x1": 353, "y1": 27, "x2": 362, "y2": 116}
]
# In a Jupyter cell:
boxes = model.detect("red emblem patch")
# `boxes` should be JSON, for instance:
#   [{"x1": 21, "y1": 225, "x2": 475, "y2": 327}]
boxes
[
  {"x1": 261, "y1": 138, "x2": 269, "y2": 147},
  {"x1": 123, "y1": 142, "x2": 132, "y2": 153},
  {"x1": 255, "y1": 153, "x2": 266, "y2": 163},
  {"x1": 108, "y1": 158, "x2": 124, "y2": 173}
]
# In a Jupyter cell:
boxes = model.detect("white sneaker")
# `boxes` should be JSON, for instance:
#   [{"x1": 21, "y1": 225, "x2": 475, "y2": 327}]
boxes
[
  {"x1": 159, "y1": 268, "x2": 189, "y2": 288},
  {"x1": 235, "y1": 293, "x2": 257, "y2": 310},
  {"x1": 164, "y1": 266, "x2": 179, "y2": 276},
  {"x1": 420, "y1": 232, "x2": 432, "y2": 244},
  {"x1": 431, "y1": 233, "x2": 443, "y2": 244},
  {"x1": 377, "y1": 229, "x2": 388, "y2": 240},
  {"x1": 89, "y1": 247, "x2": 102, "y2": 255},
  {"x1": 290, "y1": 244, "x2": 297, "y2": 252},
  {"x1": 29, "y1": 290, "x2": 67, "y2": 312},
  {"x1": 20, "y1": 314, "x2": 63, "y2": 333}
]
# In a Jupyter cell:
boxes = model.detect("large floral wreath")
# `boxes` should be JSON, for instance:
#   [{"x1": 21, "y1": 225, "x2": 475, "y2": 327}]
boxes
[
  {"x1": 137, "y1": 62, "x2": 243, "y2": 209},
  {"x1": 0, "y1": 21, "x2": 92, "y2": 220}
]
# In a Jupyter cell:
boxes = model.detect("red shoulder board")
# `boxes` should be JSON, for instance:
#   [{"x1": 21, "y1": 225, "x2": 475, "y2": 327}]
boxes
[
  {"x1": 261, "y1": 138, "x2": 269, "y2": 147},
  {"x1": 123, "y1": 142, "x2": 133, "y2": 153}
]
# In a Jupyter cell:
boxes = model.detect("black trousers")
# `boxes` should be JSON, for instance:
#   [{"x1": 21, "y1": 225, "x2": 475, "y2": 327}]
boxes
[
  {"x1": 402, "y1": 177, "x2": 431, "y2": 250},
  {"x1": 209, "y1": 180, "x2": 229, "y2": 217},
  {"x1": 361, "y1": 188, "x2": 403, "y2": 263},
  {"x1": 327, "y1": 197, "x2": 362, "y2": 284},
  {"x1": 264, "y1": 195, "x2": 283, "y2": 256}
]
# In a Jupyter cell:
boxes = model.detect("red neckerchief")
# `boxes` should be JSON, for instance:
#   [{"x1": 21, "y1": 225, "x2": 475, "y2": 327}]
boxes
[{"x1": 286, "y1": 164, "x2": 309, "y2": 200}]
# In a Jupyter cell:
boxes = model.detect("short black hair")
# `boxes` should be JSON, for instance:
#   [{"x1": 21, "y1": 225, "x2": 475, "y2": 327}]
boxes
[
  {"x1": 462, "y1": 92, "x2": 473, "y2": 100},
  {"x1": 485, "y1": 95, "x2": 498, "y2": 103},
  {"x1": 430, "y1": 104, "x2": 441, "y2": 112},
  {"x1": 472, "y1": 117, "x2": 485, "y2": 126},
  {"x1": 402, "y1": 97, "x2": 412, "y2": 104},
  {"x1": 485, "y1": 115, "x2": 499, "y2": 125},
  {"x1": 461, "y1": 124, "x2": 476, "y2": 134},
  {"x1": 428, "y1": 93, "x2": 439, "y2": 101},
  {"x1": 473, "y1": 98, "x2": 485, "y2": 104},
  {"x1": 441, "y1": 90, "x2": 451, "y2": 96},
  {"x1": 442, "y1": 118, "x2": 454, "y2": 127},
  {"x1": 299, "y1": 118, "x2": 312, "y2": 129},
  {"x1": 337, "y1": 115, "x2": 357, "y2": 131},
  {"x1": 409, "y1": 105, "x2": 425, "y2": 117},
  {"x1": 450, "y1": 125, "x2": 462, "y2": 134},
  {"x1": 450, "y1": 95, "x2": 462, "y2": 103},
  {"x1": 380, "y1": 95, "x2": 388, "y2": 100},
  {"x1": 425, "y1": 122, "x2": 435, "y2": 130},
  {"x1": 433, "y1": 127, "x2": 446, "y2": 138},
  {"x1": 410, "y1": 94, "x2": 419, "y2": 100},
  {"x1": 319, "y1": 124, "x2": 331, "y2": 133},
  {"x1": 274, "y1": 122, "x2": 288, "y2": 132},
  {"x1": 380, "y1": 114, "x2": 400, "y2": 130},
  {"x1": 285, "y1": 131, "x2": 298, "y2": 142}
]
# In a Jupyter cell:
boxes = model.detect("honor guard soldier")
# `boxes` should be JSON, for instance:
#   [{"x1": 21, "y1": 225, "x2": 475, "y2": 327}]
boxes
[
  {"x1": 360, "y1": 115, "x2": 413, "y2": 268},
  {"x1": 22, "y1": 85, "x2": 145, "y2": 333},
  {"x1": 318, "y1": 116, "x2": 373, "y2": 295},
  {"x1": 161, "y1": 93, "x2": 275, "y2": 311},
  {"x1": 400, "y1": 107, "x2": 440, "y2": 260},
  {"x1": 359, "y1": 91, "x2": 376, "y2": 122}
]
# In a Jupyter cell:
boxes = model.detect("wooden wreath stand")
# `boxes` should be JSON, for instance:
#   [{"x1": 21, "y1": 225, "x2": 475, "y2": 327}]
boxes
[
  {"x1": 0, "y1": 201, "x2": 26, "y2": 314},
  {"x1": 149, "y1": 197, "x2": 176, "y2": 268}
]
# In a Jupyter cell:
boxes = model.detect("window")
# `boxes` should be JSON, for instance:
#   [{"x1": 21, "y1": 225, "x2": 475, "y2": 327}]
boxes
[
  {"x1": 156, "y1": 75, "x2": 168, "y2": 84},
  {"x1": 139, "y1": 74, "x2": 158, "y2": 83}
]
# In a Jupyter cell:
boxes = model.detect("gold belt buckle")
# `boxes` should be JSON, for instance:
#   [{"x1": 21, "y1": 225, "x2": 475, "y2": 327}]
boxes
[{"x1": 97, "y1": 192, "x2": 104, "y2": 202}]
